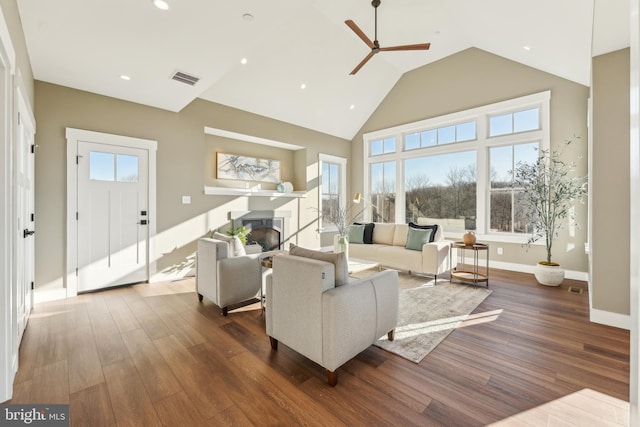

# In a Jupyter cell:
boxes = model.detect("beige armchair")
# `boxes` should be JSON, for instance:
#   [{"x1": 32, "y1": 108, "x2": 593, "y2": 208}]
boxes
[
  {"x1": 196, "y1": 237, "x2": 266, "y2": 316},
  {"x1": 265, "y1": 248, "x2": 399, "y2": 386}
]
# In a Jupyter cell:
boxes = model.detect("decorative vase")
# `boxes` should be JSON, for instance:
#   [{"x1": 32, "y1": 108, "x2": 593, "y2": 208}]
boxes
[
  {"x1": 463, "y1": 231, "x2": 476, "y2": 246},
  {"x1": 534, "y1": 262, "x2": 565, "y2": 286},
  {"x1": 276, "y1": 182, "x2": 294, "y2": 193},
  {"x1": 333, "y1": 234, "x2": 349, "y2": 260}
]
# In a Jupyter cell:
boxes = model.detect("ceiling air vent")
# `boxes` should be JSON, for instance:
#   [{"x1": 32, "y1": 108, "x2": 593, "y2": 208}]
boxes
[{"x1": 171, "y1": 71, "x2": 200, "y2": 86}]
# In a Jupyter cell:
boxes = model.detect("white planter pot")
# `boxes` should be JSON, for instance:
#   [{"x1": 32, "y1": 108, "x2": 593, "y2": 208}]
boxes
[{"x1": 534, "y1": 263, "x2": 565, "y2": 286}]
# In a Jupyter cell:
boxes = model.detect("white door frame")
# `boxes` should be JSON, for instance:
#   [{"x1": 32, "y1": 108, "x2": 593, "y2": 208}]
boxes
[
  {"x1": 0, "y1": 5, "x2": 16, "y2": 403},
  {"x1": 66, "y1": 128, "x2": 157, "y2": 297}
]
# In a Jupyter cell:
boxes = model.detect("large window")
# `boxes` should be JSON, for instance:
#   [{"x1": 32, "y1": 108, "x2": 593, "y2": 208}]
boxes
[
  {"x1": 319, "y1": 154, "x2": 347, "y2": 231},
  {"x1": 405, "y1": 151, "x2": 476, "y2": 229},
  {"x1": 489, "y1": 142, "x2": 539, "y2": 233},
  {"x1": 370, "y1": 160, "x2": 396, "y2": 222},
  {"x1": 363, "y1": 91, "x2": 549, "y2": 241}
]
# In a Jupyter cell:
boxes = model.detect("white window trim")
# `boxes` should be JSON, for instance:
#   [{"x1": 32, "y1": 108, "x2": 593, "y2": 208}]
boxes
[
  {"x1": 318, "y1": 153, "x2": 347, "y2": 233},
  {"x1": 363, "y1": 91, "x2": 550, "y2": 243}
]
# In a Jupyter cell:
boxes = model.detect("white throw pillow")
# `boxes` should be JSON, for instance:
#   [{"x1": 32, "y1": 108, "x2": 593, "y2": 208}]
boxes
[{"x1": 213, "y1": 232, "x2": 246, "y2": 257}]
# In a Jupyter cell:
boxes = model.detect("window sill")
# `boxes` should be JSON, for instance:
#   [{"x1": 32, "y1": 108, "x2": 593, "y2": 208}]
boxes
[{"x1": 444, "y1": 232, "x2": 541, "y2": 246}]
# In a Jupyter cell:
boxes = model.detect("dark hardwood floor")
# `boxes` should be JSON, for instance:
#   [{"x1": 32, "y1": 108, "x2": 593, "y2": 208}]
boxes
[{"x1": 9, "y1": 268, "x2": 629, "y2": 426}]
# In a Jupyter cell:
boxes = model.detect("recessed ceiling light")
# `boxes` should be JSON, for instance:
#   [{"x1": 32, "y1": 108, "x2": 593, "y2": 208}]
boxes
[
  {"x1": 243, "y1": 13, "x2": 254, "y2": 22},
  {"x1": 350, "y1": 105, "x2": 355, "y2": 110},
  {"x1": 300, "y1": 83, "x2": 306, "y2": 89},
  {"x1": 120, "y1": 75, "x2": 131, "y2": 81},
  {"x1": 240, "y1": 57, "x2": 248, "y2": 65},
  {"x1": 153, "y1": 0, "x2": 169, "y2": 10},
  {"x1": 523, "y1": 45, "x2": 531, "y2": 51}
]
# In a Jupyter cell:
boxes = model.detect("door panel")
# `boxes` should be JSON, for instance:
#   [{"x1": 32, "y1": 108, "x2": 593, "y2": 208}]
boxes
[
  {"x1": 77, "y1": 141, "x2": 149, "y2": 292},
  {"x1": 16, "y1": 103, "x2": 34, "y2": 343}
]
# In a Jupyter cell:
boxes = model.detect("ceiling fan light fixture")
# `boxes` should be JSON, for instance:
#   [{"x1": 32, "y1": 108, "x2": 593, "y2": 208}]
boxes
[
  {"x1": 152, "y1": 0, "x2": 169, "y2": 10},
  {"x1": 345, "y1": 0, "x2": 431, "y2": 75}
]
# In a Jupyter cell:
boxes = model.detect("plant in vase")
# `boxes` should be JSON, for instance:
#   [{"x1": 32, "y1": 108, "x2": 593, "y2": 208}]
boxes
[
  {"x1": 513, "y1": 136, "x2": 587, "y2": 286},
  {"x1": 318, "y1": 196, "x2": 368, "y2": 258}
]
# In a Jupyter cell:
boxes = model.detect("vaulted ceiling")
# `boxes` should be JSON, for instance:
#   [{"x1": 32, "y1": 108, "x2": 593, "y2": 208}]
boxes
[{"x1": 17, "y1": 0, "x2": 629, "y2": 140}]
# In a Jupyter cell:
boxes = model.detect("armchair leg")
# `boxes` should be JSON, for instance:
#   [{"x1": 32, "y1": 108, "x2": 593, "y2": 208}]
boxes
[
  {"x1": 197, "y1": 293, "x2": 203, "y2": 302},
  {"x1": 388, "y1": 329, "x2": 395, "y2": 341},
  {"x1": 327, "y1": 370, "x2": 338, "y2": 387},
  {"x1": 269, "y1": 336, "x2": 278, "y2": 351}
]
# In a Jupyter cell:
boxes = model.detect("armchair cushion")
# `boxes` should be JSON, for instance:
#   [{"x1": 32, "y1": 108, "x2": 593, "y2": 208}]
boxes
[
  {"x1": 212, "y1": 232, "x2": 246, "y2": 256},
  {"x1": 289, "y1": 243, "x2": 349, "y2": 286}
]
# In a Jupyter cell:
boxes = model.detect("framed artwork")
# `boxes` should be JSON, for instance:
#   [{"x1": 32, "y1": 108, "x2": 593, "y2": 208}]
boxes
[{"x1": 216, "y1": 153, "x2": 281, "y2": 183}]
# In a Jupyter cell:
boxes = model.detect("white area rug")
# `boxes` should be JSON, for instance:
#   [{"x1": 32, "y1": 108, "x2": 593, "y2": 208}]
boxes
[{"x1": 354, "y1": 271, "x2": 492, "y2": 363}]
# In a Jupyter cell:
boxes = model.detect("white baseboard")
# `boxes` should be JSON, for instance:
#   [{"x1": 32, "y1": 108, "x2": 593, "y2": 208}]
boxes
[
  {"x1": 469, "y1": 259, "x2": 589, "y2": 282},
  {"x1": 590, "y1": 308, "x2": 630, "y2": 330}
]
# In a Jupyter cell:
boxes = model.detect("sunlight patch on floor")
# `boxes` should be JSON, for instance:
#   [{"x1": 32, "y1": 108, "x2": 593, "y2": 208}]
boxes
[{"x1": 488, "y1": 388, "x2": 629, "y2": 426}]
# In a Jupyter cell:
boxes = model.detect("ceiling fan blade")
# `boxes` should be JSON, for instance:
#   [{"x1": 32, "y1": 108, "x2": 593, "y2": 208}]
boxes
[
  {"x1": 380, "y1": 43, "x2": 431, "y2": 52},
  {"x1": 345, "y1": 20, "x2": 375, "y2": 49},
  {"x1": 350, "y1": 51, "x2": 376, "y2": 75}
]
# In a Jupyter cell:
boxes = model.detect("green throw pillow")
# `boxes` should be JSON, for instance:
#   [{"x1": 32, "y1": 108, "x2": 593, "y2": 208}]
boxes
[
  {"x1": 405, "y1": 227, "x2": 433, "y2": 251},
  {"x1": 347, "y1": 224, "x2": 366, "y2": 244}
]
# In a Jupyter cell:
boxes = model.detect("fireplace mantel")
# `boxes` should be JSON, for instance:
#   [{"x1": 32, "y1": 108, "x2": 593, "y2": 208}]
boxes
[{"x1": 204, "y1": 186, "x2": 306, "y2": 198}]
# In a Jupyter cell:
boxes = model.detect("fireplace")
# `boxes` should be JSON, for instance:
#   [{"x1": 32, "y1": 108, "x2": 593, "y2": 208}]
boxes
[
  {"x1": 230, "y1": 210, "x2": 291, "y2": 252},
  {"x1": 242, "y1": 217, "x2": 283, "y2": 251}
]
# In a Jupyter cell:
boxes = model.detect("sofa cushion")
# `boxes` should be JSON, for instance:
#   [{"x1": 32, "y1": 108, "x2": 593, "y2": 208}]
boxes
[
  {"x1": 347, "y1": 224, "x2": 366, "y2": 244},
  {"x1": 392, "y1": 224, "x2": 409, "y2": 247},
  {"x1": 354, "y1": 222, "x2": 375, "y2": 244},
  {"x1": 289, "y1": 244, "x2": 349, "y2": 286},
  {"x1": 408, "y1": 222, "x2": 438, "y2": 243},
  {"x1": 372, "y1": 223, "x2": 396, "y2": 245},
  {"x1": 213, "y1": 232, "x2": 246, "y2": 256},
  {"x1": 405, "y1": 227, "x2": 434, "y2": 251}
]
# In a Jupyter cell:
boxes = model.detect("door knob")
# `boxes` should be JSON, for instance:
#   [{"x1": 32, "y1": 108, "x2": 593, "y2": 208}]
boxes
[{"x1": 23, "y1": 229, "x2": 35, "y2": 238}]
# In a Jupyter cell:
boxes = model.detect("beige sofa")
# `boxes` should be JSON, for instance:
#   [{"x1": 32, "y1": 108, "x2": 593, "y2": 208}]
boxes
[{"x1": 349, "y1": 222, "x2": 450, "y2": 281}]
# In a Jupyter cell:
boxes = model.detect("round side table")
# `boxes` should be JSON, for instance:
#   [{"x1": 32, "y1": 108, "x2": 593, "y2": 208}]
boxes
[{"x1": 449, "y1": 241, "x2": 489, "y2": 287}]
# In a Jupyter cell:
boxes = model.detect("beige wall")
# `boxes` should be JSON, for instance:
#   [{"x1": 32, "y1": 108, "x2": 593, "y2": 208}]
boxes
[
  {"x1": 34, "y1": 82, "x2": 349, "y2": 291},
  {"x1": 592, "y1": 48, "x2": 630, "y2": 316},
  {"x1": 350, "y1": 47, "x2": 590, "y2": 273}
]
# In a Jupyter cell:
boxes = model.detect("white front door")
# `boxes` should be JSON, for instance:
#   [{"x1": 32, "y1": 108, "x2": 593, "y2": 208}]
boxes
[
  {"x1": 15, "y1": 94, "x2": 35, "y2": 342},
  {"x1": 76, "y1": 141, "x2": 149, "y2": 292}
]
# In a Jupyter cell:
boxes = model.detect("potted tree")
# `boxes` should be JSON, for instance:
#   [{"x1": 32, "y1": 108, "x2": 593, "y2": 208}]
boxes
[{"x1": 513, "y1": 137, "x2": 587, "y2": 286}]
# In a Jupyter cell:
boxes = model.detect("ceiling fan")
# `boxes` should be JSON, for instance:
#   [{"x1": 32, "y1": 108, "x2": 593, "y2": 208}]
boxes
[{"x1": 345, "y1": 0, "x2": 431, "y2": 75}]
